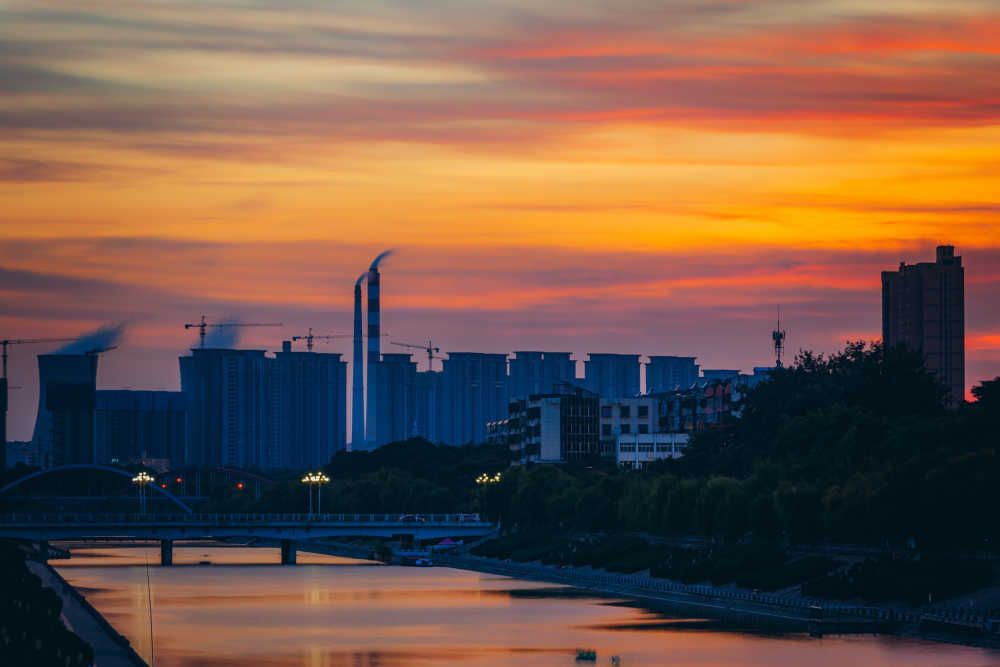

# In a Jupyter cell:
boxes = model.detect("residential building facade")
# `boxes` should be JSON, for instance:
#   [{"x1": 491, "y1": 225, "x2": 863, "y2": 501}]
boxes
[
  {"x1": 882, "y1": 244, "x2": 965, "y2": 404},
  {"x1": 441, "y1": 353, "x2": 508, "y2": 445},
  {"x1": 507, "y1": 384, "x2": 599, "y2": 464},
  {"x1": 645, "y1": 356, "x2": 699, "y2": 393},
  {"x1": 584, "y1": 353, "x2": 640, "y2": 399}
]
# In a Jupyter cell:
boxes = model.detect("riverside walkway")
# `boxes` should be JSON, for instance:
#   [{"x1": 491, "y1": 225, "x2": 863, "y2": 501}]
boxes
[{"x1": 28, "y1": 561, "x2": 147, "y2": 667}]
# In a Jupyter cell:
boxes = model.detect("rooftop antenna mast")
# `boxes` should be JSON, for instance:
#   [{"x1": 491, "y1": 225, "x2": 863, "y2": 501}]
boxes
[{"x1": 772, "y1": 306, "x2": 786, "y2": 368}]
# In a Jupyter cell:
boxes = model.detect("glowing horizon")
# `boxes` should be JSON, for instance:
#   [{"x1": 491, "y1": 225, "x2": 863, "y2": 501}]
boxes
[{"x1": 1, "y1": 1, "x2": 998, "y2": 437}]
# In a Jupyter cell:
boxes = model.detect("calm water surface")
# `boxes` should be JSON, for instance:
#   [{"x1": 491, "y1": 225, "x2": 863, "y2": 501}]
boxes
[{"x1": 54, "y1": 545, "x2": 998, "y2": 667}]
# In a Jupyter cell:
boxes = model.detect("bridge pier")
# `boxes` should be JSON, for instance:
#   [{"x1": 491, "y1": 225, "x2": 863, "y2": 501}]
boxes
[
  {"x1": 280, "y1": 539, "x2": 296, "y2": 565},
  {"x1": 160, "y1": 539, "x2": 173, "y2": 566}
]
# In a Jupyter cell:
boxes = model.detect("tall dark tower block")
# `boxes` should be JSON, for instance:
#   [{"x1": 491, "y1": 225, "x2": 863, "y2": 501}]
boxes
[
  {"x1": 352, "y1": 277, "x2": 365, "y2": 449},
  {"x1": 882, "y1": 245, "x2": 965, "y2": 404},
  {"x1": 366, "y1": 266, "x2": 380, "y2": 448},
  {"x1": 33, "y1": 354, "x2": 98, "y2": 466}
]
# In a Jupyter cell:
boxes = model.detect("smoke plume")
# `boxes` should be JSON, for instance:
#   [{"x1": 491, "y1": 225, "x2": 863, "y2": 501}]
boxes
[
  {"x1": 369, "y1": 249, "x2": 395, "y2": 273},
  {"x1": 56, "y1": 322, "x2": 127, "y2": 354},
  {"x1": 203, "y1": 317, "x2": 241, "y2": 349}
]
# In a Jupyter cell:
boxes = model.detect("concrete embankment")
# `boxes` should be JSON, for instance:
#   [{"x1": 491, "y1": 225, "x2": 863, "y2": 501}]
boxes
[
  {"x1": 432, "y1": 554, "x2": 1000, "y2": 647},
  {"x1": 28, "y1": 561, "x2": 148, "y2": 667}
]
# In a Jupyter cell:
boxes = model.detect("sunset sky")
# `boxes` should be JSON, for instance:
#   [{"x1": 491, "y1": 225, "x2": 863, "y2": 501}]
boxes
[{"x1": 2, "y1": 0, "x2": 999, "y2": 438}]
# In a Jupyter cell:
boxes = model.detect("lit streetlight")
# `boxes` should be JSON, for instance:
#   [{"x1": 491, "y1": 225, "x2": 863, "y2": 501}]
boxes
[
  {"x1": 131, "y1": 471, "x2": 154, "y2": 515},
  {"x1": 301, "y1": 472, "x2": 330, "y2": 516},
  {"x1": 475, "y1": 472, "x2": 502, "y2": 485},
  {"x1": 475, "y1": 472, "x2": 502, "y2": 517}
]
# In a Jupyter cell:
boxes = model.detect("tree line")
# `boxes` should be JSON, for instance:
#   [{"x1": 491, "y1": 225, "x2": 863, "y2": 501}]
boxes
[{"x1": 483, "y1": 343, "x2": 999, "y2": 550}]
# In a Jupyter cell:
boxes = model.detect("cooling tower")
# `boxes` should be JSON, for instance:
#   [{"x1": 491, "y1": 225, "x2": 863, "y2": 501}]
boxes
[{"x1": 32, "y1": 354, "x2": 99, "y2": 466}]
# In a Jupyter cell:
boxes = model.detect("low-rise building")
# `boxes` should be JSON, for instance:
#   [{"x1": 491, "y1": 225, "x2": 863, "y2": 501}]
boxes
[
  {"x1": 598, "y1": 397, "x2": 658, "y2": 457},
  {"x1": 507, "y1": 384, "x2": 598, "y2": 465},
  {"x1": 616, "y1": 432, "x2": 689, "y2": 468},
  {"x1": 656, "y1": 379, "x2": 743, "y2": 432}
]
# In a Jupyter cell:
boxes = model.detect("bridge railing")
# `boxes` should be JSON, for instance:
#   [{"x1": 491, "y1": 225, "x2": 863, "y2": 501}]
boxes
[{"x1": 0, "y1": 512, "x2": 485, "y2": 524}]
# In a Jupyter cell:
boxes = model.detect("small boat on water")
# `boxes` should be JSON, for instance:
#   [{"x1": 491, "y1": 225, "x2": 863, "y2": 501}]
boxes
[{"x1": 575, "y1": 648, "x2": 597, "y2": 661}]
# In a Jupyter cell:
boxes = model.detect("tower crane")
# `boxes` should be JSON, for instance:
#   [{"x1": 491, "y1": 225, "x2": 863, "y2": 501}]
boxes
[
  {"x1": 391, "y1": 340, "x2": 443, "y2": 371},
  {"x1": 1, "y1": 338, "x2": 76, "y2": 379},
  {"x1": 184, "y1": 315, "x2": 282, "y2": 349},
  {"x1": 291, "y1": 328, "x2": 351, "y2": 352}
]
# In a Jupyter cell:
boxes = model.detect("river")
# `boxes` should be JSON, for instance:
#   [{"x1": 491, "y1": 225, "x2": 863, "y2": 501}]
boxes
[{"x1": 53, "y1": 545, "x2": 998, "y2": 667}]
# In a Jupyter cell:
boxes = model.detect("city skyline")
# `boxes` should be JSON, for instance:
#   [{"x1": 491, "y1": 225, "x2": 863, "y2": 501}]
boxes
[
  {"x1": 2, "y1": 241, "x2": 998, "y2": 440},
  {"x1": 3, "y1": 1, "x2": 1000, "y2": 437}
]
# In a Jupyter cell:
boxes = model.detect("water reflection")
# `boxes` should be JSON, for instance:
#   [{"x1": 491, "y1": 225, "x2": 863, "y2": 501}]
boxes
[{"x1": 53, "y1": 545, "x2": 997, "y2": 667}]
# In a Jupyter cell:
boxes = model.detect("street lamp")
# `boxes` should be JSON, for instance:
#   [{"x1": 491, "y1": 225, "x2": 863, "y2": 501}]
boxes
[
  {"x1": 475, "y1": 472, "x2": 502, "y2": 517},
  {"x1": 301, "y1": 472, "x2": 330, "y2": 516},
  {"x1": 475, "y1": 472, "x2": 502, "y2": 485},
  {"x1": 131, "y1": 471, "x2": 154, "y2": 515}
]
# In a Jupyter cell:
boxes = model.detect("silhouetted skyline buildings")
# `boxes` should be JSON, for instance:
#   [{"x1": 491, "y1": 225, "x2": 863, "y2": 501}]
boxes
[
  {"x1": 882, "y1": 245, "x2": 965, "y2": 404},
  {"x1": 5, "y1": 242, "x2": 977, "y2": 470}
]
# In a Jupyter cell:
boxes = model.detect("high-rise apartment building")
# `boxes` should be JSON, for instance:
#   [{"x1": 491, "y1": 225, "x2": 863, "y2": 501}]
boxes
[
  {"x1": 95, "y1": 390, "x2": 186, "y2": 465},
  {"x1": 645, "y1": 356, "x2": 699, "y2": 393},
  {"x1": 374, "y1": 353, "x2": 417, "y2": 446},
  {"x1": 583, "y1": 354, "x2": 640, "y2": 399},
  {"x1": 274, "y1": 344, "x2": 347, "y2": 468},
  {"x1": 508, "y1": 351, "x2": 576, "y2": 400},
  {"x1": 701, "y1": 369, "x2": 741, "y2": 382},
  {"x1": 882, "y1": 245, "x2": 965, "y2": 404},
  {"x1": 180, "y1": 348, "x2": 276, "y2": 469},
  {"x1": 441, "y1": 353, "x2": 508, "y2": 445},
  {"x1": 414, "y1": 370, "x2": 443, "y2": 443}
]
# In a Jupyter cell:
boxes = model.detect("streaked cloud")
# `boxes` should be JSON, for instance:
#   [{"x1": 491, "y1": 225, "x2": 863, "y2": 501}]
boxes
[{"x1": 0, "y1": 0, "x2": 998, "y2": 433}]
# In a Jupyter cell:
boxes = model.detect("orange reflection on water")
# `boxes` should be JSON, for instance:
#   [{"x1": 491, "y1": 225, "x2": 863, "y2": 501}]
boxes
[{"x1": 54, "y1": 546, "x2": 998, "y2": 667}]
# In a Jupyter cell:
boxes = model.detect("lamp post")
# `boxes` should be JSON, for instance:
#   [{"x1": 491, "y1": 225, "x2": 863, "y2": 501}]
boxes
[
  {"x1": 475, "y1": 472, "x2": 502, "y2": 516},
  {"x1": 132, "y1": 471, "x2": 154, "y2": 515},
  {"x1": 301, "y1": 472, "x2": 330, "y2": 516}
]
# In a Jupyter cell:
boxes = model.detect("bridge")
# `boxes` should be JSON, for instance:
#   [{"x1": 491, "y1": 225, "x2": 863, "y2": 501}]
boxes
[{"x1": 0, "y1": 512, "x2": 495, "y2": 565}]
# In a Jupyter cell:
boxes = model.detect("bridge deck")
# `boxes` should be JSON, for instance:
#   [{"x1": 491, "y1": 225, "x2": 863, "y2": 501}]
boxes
[{"x1": 0, "y1": 512, "x2": 495, "y2": 542}]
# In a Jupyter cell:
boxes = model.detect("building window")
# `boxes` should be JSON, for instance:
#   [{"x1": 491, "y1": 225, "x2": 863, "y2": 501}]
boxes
[
  {"x1": 620, "y1": 406, "x2": 631, "y2": 418},
  {"x1": 601, "y1": 424, "x2": 611, "y2": 436},
  {"x1": 638, "y1": 405, "x2": 649, "y2": 417},
  {"x1": 620, "y1": 424, "x2": 631, "y2": 434},
  {"x1": 601, "y1": 406, "x2": 611, "y2": 417},
  {"x1": 639, "y1": 424, "x2": 649, "y2": 434}
]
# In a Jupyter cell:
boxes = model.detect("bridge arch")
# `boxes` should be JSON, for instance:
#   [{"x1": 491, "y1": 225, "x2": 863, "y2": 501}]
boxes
[{"x1": 0, "y1": 464, "x2": 193, "y2": 514}]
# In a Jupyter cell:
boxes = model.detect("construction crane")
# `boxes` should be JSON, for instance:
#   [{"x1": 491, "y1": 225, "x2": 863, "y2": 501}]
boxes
[
  {"x1": 291, "y1": 328, "x2": 351, "y2": 352},
  {"x1": 1, "y1": 338, "x2": 75, "y2": 379},
  {"x1": 391, "y1": 340, "x2": 443, "y2": 371},
  {"x1": 184, "y1": 315, "x2": 282, "y2": 349}
]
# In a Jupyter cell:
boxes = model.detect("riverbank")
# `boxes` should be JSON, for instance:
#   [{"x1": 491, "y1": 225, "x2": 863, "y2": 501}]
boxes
[
  {"x1": 290, "y1": 538, "x2": 998, "y2": 648},
  {"x1": 29, "y1": 560, "x2": 148, "y2": 667},
  {"x1": 432, "y1": 551, "x2": 1000, "y2": 648}
]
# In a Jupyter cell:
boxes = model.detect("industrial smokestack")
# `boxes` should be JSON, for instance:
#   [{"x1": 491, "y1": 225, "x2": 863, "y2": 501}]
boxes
[
  {"x1": 365, "y1": 250, "x2": 394, "y2": 448},
  {"x1": 351, "y1": 274, "x2": 366, "y2": 449}
]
